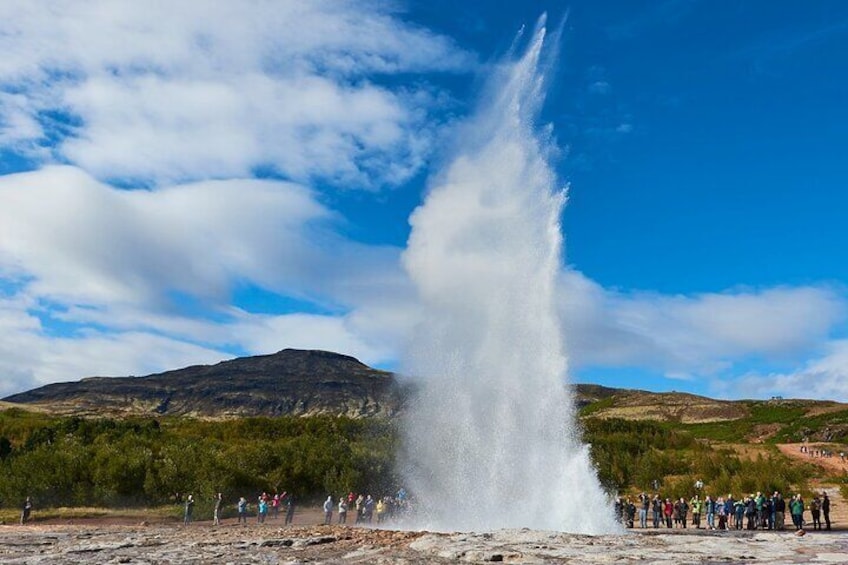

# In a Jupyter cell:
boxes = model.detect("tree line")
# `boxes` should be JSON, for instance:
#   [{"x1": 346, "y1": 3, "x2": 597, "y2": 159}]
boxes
[
  {"x1": 0, "y1": 409, "x2": 817, "y2": 510},
  {"x1": 0, "y1": 410, "x2": 397, "y2": 510}
]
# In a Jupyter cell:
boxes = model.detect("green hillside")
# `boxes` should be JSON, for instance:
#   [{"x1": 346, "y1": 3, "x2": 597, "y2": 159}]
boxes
[
  {"x1": 1, "y1": 399, "x2": 844, "y2": 513},
  {"x1": 3, "y1": 349, "x2": 848, "y2": 514}
]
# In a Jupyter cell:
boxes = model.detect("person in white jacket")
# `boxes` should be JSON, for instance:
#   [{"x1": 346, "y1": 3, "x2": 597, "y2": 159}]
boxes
[{"x1": 323, "y1": 495, "x2": 334, "y2": 525}]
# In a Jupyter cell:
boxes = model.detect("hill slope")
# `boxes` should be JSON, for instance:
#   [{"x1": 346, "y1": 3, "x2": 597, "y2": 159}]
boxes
[
  {"x1": 3, "y1": 349, "x2": 404, "y2": 418},
  {"x1": 2, "y1": 349, "x2": 623, "y2": 419},
  {"x1": 5, "y1": 348, "x2": 847, "y2": 441}
]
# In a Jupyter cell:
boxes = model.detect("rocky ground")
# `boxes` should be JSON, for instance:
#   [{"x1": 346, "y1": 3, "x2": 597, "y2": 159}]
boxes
[{"x1": 0, "y1": 522, "x2": 846, "y2": 564}]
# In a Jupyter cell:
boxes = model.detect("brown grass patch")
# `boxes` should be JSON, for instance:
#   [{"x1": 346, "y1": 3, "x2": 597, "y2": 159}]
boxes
[{"x1": 591, "y1": 391, "x2": 748, "y2": 423}]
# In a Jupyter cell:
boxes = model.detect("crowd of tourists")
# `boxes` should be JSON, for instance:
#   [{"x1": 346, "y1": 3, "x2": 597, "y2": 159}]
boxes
[
  {"x1": 616, "y1": 489, "x2": 832, "y2": 532},
  {"x1": 321, "y1": 488, "x2": 411, "y2": 525},
  {"x1": 180, "y1": 488, "x2": 411, "y2": 526},
  {"x1": 800, "y1": 444, "x2": 844, "y2": 461}
]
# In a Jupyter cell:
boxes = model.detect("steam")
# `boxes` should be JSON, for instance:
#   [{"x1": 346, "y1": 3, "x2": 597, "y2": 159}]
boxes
[{"x1": 400, "y1": 17, "x2": 619, "y2": 534}]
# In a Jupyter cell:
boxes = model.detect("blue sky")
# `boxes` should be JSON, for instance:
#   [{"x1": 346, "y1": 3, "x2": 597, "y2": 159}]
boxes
[{"x1": 1, "y1": 0, "x2": 847, "y2": 401}]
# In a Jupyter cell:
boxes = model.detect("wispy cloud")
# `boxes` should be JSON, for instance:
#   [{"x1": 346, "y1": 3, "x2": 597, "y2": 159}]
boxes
[
  {"x1": 559, "y1": 270, "x2": 847, "y2": 382},
  {"x1": 725, "y1": 340, "x2": 848, "y2": 401},
  {"x1": 0, "y1": 163, "x2": 414, "y2": 395},
  {"x1": 0, "y1": 166, "x2": 340, "y2": 307},
  {"x1": 0, "y1": 1, "x2": 845, "y2": 405},
  {"x1": 0, "y1": 1, "x2": 472, "y2": 396},
  {"x1": 0, "y1": 1, "x2": 473, "y2": 187},
  {"x1": 1, "y1": 231, "x2": 845, "y2": 399}
]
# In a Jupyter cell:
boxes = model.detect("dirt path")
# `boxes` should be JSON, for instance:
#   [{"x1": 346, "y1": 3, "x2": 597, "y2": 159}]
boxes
[
  {"x1": 777, "y1": 442, "x2": 847, "y2": 529},
  {"x1": 778, "y1": 443, "x2": 848, "y2": 474}
]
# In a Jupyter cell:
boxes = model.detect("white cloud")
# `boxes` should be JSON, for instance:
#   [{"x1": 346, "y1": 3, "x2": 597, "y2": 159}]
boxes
[
  {"x1": 0, "y1": 290, "x2": 406, "y2": 397},
  {"x1": 0, "y1": 164, "x2": 414, "y2": 395},
  {"x1": 0, "y1": 92, "x2": 41, "y2": 148},
  {"x1": 0, "y1": 166, "x2": 341, "y2": 306},
  {"x1": 229, "y1": 312, "x2": 396, "y2": 365},
  {"x1": 0, "y1": 3, "x2": 844, "y2": 403},
  {"x1": 0, "y1": 293, "x2": 230, "y2": 396},
  {"x1": 0, "y1": 0, "x2": 473, "y2": 187},
  {"x1": 726, "y1": 340, "x2": 848, "y2": 401},
  {"x1": 1, "y1": 236, "x2": 846, "y2": 399},
  {"x1": 0, "y1": 164, "x2": 842, "y2": 398},
  {"x1": 560, "y1": 269, "x2": 846, "y2": 378}
]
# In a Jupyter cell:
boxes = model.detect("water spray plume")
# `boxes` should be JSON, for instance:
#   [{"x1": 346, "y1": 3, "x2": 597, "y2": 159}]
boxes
[{"x1": 400, "y1": 18, "x2": 620, "y2": 534}]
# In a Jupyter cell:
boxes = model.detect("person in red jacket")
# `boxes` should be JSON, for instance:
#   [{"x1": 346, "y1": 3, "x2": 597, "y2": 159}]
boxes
[{"x1": 663, "y1": 498, "x2": 673, "y2": 528}]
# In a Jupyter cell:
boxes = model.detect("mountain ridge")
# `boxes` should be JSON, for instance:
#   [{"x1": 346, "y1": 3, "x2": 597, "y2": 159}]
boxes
[
  {"x1": 4, "y1": 349, "x2": 403, "y2": 419},
  {"x1": 4, "y1": 349, "x2": 845, "y2": 432}
]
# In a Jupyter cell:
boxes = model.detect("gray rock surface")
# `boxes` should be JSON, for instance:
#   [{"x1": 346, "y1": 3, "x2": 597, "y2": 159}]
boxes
[{"x1": 0, "y1": 524, "x2": 846, "y2": 564}]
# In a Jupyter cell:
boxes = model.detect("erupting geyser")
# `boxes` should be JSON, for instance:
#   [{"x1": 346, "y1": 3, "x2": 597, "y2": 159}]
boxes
[{"x1": 400, "y1": 18, "x2": 619, "y2": 534}]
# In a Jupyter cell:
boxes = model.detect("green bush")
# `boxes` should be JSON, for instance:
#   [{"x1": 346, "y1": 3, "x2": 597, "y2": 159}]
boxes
[
  {"x1": 0, "y1": 413, "x2": 398, "y2": 510},
  {"x1": 582, "y1": 418, "x2": 814, "y2": 498}
]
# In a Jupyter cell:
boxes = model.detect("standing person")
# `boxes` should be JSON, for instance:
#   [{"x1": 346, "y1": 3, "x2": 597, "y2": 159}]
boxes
[
  {"x1": 258, "y1": 497, "x2": 268, "y2": 524},
  {"x1": 638, "y1": 493, "x2": 649, "y2": 528},
  {"x1": 704, "y1": 496, "x2": 715, "y2": 530},
  {"x1": 355, "y1": 494, "x2": 364, "y2": 523},
  {"x1": 376, "y1": 498, "x2": 386, "y2": 524},
  {"x1": 745, "y1": 496, "x2": 757, "y2": 530},
  {"x1": 822, "y1": 492, "x2": 832, "y2": 531},
  {"x1": 678, "y1": 497, "x2": 689, "y2": 528},
  {"x1": 285, "y1": 494, "x2": 296, "y2": 525},
  {"x1": 810, "y1": 495, "x2": 822, "y2": 530},
  {"x1": 237, "y1": 496, "x2": 248, "y2": 524},
  {"x1": 733, "y1": 497, "x2": 745, "y2": 530},
  {"x1": 663, "y1": 498, "x2": 673, "y2": 528},
  {"x1": 672, "y1": 499, "x2": 681, "y2": 528},
  {"x1": 716, "y1": 497, "x2": 727, "y2": 530},
  {"x1": 20, "y1": 497, "x2": 32, "y2": 525},
  {"x1": 723, "y1": 495, "x2": 734, "y2": 529},
  {"x1": 769, "y1": 492, "x2": 779, "y2": 530},
  {"x1": 754, "y1": 492, "x2": 765, "y2": 529},
  {"x1": 626, "y1": 499, "x2": 637, "y2": 528},
  {"x1": 338, "y1": 497, "x2": 348, "y2": 524},
  {"x1": 790, "y1": 494, "x2": 805, "y2": 530},
  {"x1": 690, "y1": 495, "x2": 702, "y2": 529},
  {"x1": 774, "y1": 492, "x2": 786, "y2": 531},
  {"x1": 763, "y1": 495, "x2": 774, "y2": 530},
  {"x1": 272, "y1": 493, "x2": 280, "y2": 520},
  {"x1": 323, "y1": 495, "x2": 334, "y2": 525},
  {"x1": 651, "y1": 495, "x2": 662, "y2": 528},
  {"x1": 184, "y1": 495, "x2": 195, "y2": 525},
  {"x1": 213, "y1": 492, "x2": 223, "y2": 526},
  {"x1": 364, "y1": 495, "x2": 375, "y2": 523}
]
